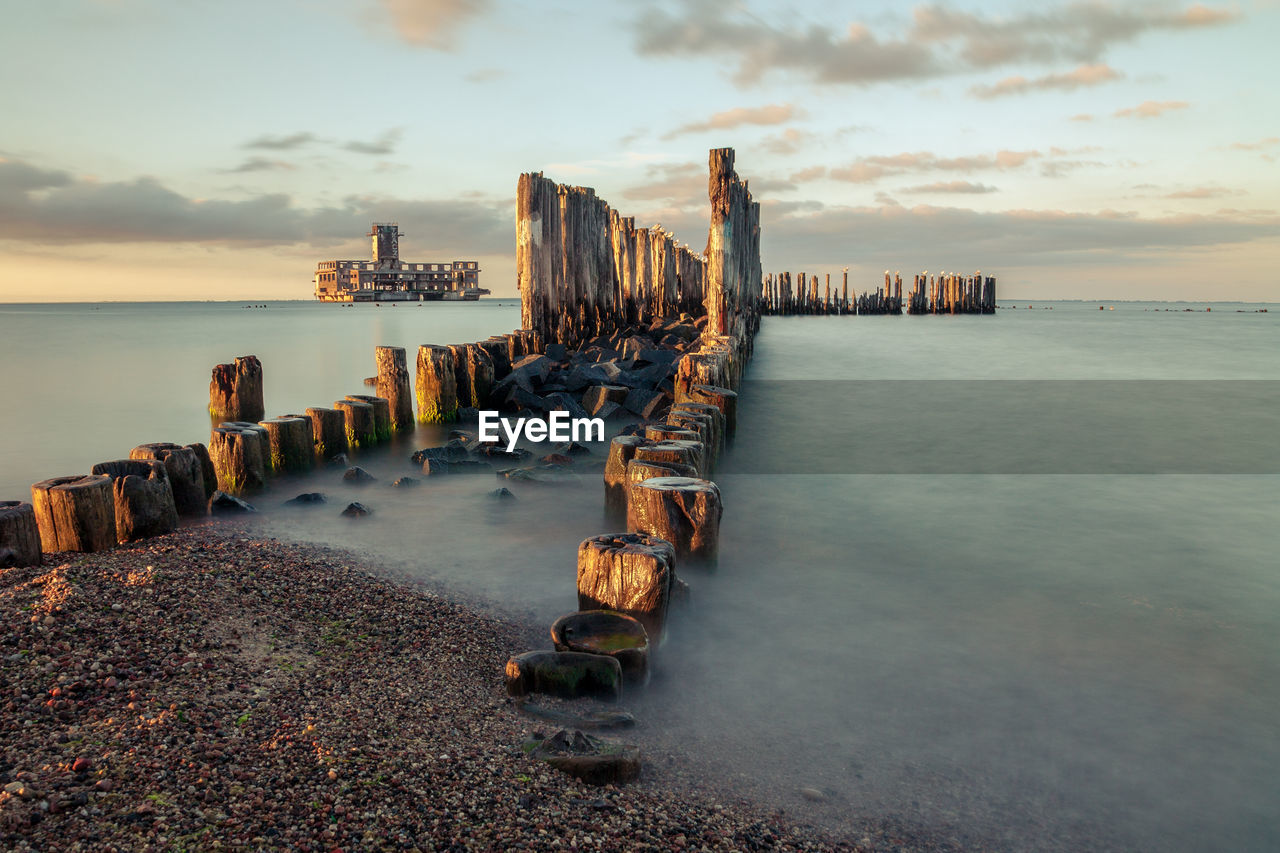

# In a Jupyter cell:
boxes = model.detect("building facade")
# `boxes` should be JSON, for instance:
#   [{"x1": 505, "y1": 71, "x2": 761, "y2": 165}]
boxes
[{"x1": 314, "y1": 223, "x2": 488, "y2": 302}]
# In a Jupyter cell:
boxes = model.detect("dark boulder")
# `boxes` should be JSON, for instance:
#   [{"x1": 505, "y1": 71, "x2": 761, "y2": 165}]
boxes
[
  {"x1": 524, "y1": 729, "x2": 641, "y2": 786},
  {"x1": 505, "y1": 651, "x2": 622, "y2": 701},
  {"x1": 209, "y1": 491, "x2": 256, "y2": 514},
  {"x1": 341, "y1": 501, "x2": 371, "y2": 518},
  {"x1": 285, "y1": 492, "x2": 326, "y2": 506}
]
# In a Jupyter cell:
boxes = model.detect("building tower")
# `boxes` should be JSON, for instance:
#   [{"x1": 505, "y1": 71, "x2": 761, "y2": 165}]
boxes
[{"x1": 370, "y1": 223, "x2": 401, "y2": 270}]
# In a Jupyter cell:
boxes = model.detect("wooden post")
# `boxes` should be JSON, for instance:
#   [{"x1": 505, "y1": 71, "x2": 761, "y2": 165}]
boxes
[
  {"x1": 627, "y1": 477, "x2": 722, "y2": 566},
  {"x1": 448, "y1": 344, "x2": 494, "y2": 409},
  {"x1": 208, "y1": 355, "x2": 264, "y2": 423},
  {"x1": 209, "y1": 425, "x2": 267, "y2": 495},
  {"x1": 130, "y1": 443, "x2": 206, "y2": 516},
  {"x1": 344, "y1": 395, "x2": 391, "y2": 442},
  {"x1": 552, "y1": 611, "x2": 650, "y2": 687},
  {"x1": 686, "y1": 384, "x2": 738, "y2": 439},
  {"x1": 334, "y1": 399, "x2": 377, "y2": 448},
  {"x1": 256, "y1": 417, "x2": 313, "y2": 474},
  {"x1": 576, "y1": 532, "x2": 677, "y2": 644},
  {"x1": 89, "y1": 459, "x2": 179, "y2": 543},
  {"x1": 0, "y1": 502, "x2": 42, "y2": 567},
  {"x1": 604, "y1": 435, "x2": 648, "y2": 521},
  {"x1": 634, "y1": 440, "x2": 704, "y2": 482},
  {"x1": 305, "y1": 406, "x2": 347, "y2": 460},
  {"x1": 416, "y1": 345, "x2": 458, "y2": 423},
  {"x1": 374, "y1": 346, "x2": 414, "y2": 433},
  {"x1": 30, "y1": 475, "x2": 115, "y2": 553},
  {"x1": 187, "y1": 442, "x2": 217, "y2": 502}
]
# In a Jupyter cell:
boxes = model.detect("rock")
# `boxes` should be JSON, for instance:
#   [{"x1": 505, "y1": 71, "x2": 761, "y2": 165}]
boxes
[
  {"x1": 284, "y1": 492, "x2": 326, "y2": 506},
  {"x1": 539, "y1": 453, "x2": 574, "y2": 466},
  {"x1": 489, "y1": 487, "x2": 516, "y2": 500},
  {"x1": 577, "y1": 532, "x2": 676, "y2": 644},
  {"x1": 412, "y1": 440, "x2": 470, "y2": 465},
  {"x1": 391, "y1": 477, "x2": 418, "y2": 488},
  {"x1": 327, "y1": 453, "x2": 350, "y2": 469},
  {"x1": 583, "y1": 385, "x2": 629, "y2": 416},
  {"x1": 340, "y1": 502, "x2": 371, "y2": 518},
  {"x1": 623, "y1": 388, "x2": 667, "y2": 419},
  {"x1": 504, "y1": 651, "x2": 622, "y2": 701},
  {"x1": 504, "y1": 386, "x2": 550, "y2": 412},
  {"x1": 457, "y1": 406, "x2": 481, "y2": 420},
  {"x1": 551, "y1": 610, "x2": 650, "y2": 687},
  {"x1": 801, "y1": 787, "x2": 826, "y2": 802},
  {"x1": 557, "y1": 441, "x2": 592, "y2": 456},
  {"x1": 545, "y1": 343, "x2": 567, "y2": 362},
  {"x1": 543, "y1": 392, "x2": 590, "y2": 421},
  {"x1": 209, "y1": 491, "x2": 256, "y2": 514},
  {"x1": 525, "y1": 729, "x2": 641, "y2": 786},
  {"x1": 342, "y1": 466, "x2": 376, "y2": 485},
  {"x1": 474, "y1": 446, "x2": 532, "y2": 462},
  {"x1": 72, "y1": 757, "x2": 92, "y2": 773},
  {"x1": 636, "y1": 348, "x2": 679, "y2": 366}
]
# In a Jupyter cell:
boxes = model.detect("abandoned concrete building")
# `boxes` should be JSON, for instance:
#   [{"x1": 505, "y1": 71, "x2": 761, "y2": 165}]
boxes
[{"x1": 314, "y1": 223, "x2": 488, "y2": 302}]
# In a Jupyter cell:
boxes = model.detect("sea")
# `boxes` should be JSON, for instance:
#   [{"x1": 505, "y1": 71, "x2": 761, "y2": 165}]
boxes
[{"x1": 1, "y1": 298, "x2": 1276, "y2": 851}]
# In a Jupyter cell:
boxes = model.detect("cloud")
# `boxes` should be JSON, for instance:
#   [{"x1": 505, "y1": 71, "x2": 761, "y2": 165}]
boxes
[
  {"x1": 633, "y1": 1, "x2": 937, "y2": 86},
  {"x1": 223, "y1": 157, "x2": 296, "y2": 174},
  {"x1": 243, "y1": 132, "x2": 318, "y2": 151},
  {"x1": 662, "y1": 104, "x2": 801, "y2": 140},
  {"x1": 748, "y1": 177, "x2": 798, "y2": 195},
  {"x1": 1165, "y1": 186, "x2": 1237, "y2": 199},
  {"x1": 830, "y1": 149, "x2": 1043, "y2": 183},
  {"x1": 1228, "y1": 137, "x2": 1279, "y2": 151},
  {"x1": 790, "y1": 166, "x2": 827, "y2": 183},
  {"x1": 464, "y1": 67, "x2": 506, "y2": 83},
  {"x1": 380, "y1": 0, "x2": 492, "y2": 49},
  {"x1": 1069, "y1": 113, "x2": 1094, "y2": 121},
  {"x1": 758, "y1": 128, "x2": 813, "y2": 156},
  {"x1": 969, "y1": 63, "x2": 1122, "y2": 99},
  {"x1": 620, "y1": 162, "x2": 705, "y2": 205},
  {"x1": 632, "y1": 1, "x2": 1237, "y2": 87},
  {"x1": 901, "y1": 181, "x2": 999, "y2": 194},
  {"x1": 0, "y1": 157, "x2": 512, "y2": 255},
  {"x1": 343, "y1": 128, "x2": 405, "y2": 155},
  {"x1": 1114, "y1": 100, "x2": 1189, "y2": 118},
  {"x1": 762, "y1": 202, "x2": 1279, "y2": 268}
]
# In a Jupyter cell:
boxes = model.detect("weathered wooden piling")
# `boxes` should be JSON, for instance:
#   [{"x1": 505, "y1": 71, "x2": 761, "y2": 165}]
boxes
[
  {"x1": 130, "y1": 443, "x2": 207, "y2": 516},
  {"x1": 634, "y1": 440, "x2": 705, "y2": 483},
  {"x1": 304, "y1": 406, "x2": 347, "y2": 459},
  {"x1": 209, "y1": 425, "x2": 267, "y2": 494},
  {"x1": 552, "y1": 611, "x2": 650, "y2": 687},
  {"x1": 0, "y1": 502, "x2": 42, "y2": 567},
  {"x1": 684, "y1": 384, "x2": 737, "y2": 440},
  {"x1": 256, "y1": 417, "x2": 313, "y2": 474},
  {"x1": 604, "y1": 436, "x2": 649, "y2": 520},
  {"x1": 344, "y1": 395, "x2": 391, "y2": 442},
  {"x1": 374, "y1": 346, "x2": 414, "y2": 433},
  {"x1": 31, "y1": 475, "x2": 115, "y2": 553},
  {"x1": 504, "y1": 651, "x2": 622, "y2": 701},
  {"x1": 416, "y1": 345, "x2": 458, "y2": 423},
  {"x1": 627, "y1": 477, "x2": 722, "y2": 566},
  {"x1": 448, "y1": 344, "x2": 494, "y2": 409},
  {"x1": 89, "y1": 459, "x2": 179, "y2": 543},
  {"x1": 208, "y1": 355, "x2": 264, "y2": 423},
  {"x1": 576, "y1": 532, "x2": 677, "y2": 644},
  {"x1": 334, "y1": 398, "x2": 378, "y2": 448}
]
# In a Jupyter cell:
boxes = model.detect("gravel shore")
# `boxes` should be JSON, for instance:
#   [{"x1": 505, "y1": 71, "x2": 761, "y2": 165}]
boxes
[{"x1": 0, "y1": 521, "x2": 889, "y2": 851}]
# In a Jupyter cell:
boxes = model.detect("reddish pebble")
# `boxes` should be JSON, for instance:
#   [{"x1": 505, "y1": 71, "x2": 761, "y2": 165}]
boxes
[
  {"x1": 104, "y1": 677, "x2": 119, "y2": 689},
  {"x1": 72, "y1": 757, "x2": 92, "y2": 773},
  {"x1": 95, "y1": 779, "x2": 113, "y2": 792}
]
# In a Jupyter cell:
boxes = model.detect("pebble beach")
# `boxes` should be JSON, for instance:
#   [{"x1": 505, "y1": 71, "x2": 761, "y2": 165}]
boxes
[{"x1": 0, "y1": 521, "x2": 936, "y2": 852}]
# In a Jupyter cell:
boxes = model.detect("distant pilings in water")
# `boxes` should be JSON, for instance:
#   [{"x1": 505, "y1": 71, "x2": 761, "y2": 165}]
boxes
[{"x1": 762, "y1": 270, "x2": 996, "y2": 316}]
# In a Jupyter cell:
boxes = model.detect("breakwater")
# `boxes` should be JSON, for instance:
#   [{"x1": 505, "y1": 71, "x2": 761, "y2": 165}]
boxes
[{"x1": 762, "y1": 269, "x2": 997, "y2": 315}]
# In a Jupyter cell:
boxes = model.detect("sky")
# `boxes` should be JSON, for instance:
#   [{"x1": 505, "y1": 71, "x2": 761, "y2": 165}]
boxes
[{"x1": 1, "y1": 0, "x2": 1277, "y2": 302}]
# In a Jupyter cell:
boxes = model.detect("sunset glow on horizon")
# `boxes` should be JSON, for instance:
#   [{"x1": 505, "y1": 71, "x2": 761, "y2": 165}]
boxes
[{"x1": 1, "y1": 0, "x2": 1277, "y2": 302}]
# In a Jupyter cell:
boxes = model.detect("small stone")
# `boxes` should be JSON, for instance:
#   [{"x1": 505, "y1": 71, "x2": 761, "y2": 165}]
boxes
[
  {"x1": 43, "y1": 616, "x2": 55, "y2": 627},
  {"x1": 489, "y1": 487, "x2": 516, "y2": 500},
  {"x1": 104, "y1": 676, "x2": 119, "y2": 688},
  {"x1": 341, "y1": 502, "x2": 371, "y2": 518},
  {"x1": 391, "y1": 477, "x2": 418, "y2": 488},
  {"x1": 327, "y1": 769, "x2": 338, "y2": 781},
  {"x1": 800, "y1": 787, "x2": 826, "y2": 802},
  {"x1": 95, "y1": 779, "x2": 113, "y2": 792},
  {"x1": 111, "y1": 603, "x2": 123, "y2": 612},
  {"x1": 285, "y1": 492, "x2": 326, "y2": 506},
  {"x1": 72, "y1": 757, "x2": 93, "y2": 773},
  {"x1": 342, "y1": 466, "x2": 376, "y2": 485}
]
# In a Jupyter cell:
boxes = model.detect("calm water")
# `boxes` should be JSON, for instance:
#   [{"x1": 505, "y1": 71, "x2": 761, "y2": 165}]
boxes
[{"x1": 2, "y1": 300, "x2": 1277, "y2": 851}]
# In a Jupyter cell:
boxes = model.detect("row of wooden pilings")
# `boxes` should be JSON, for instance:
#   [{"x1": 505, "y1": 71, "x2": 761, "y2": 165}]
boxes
[
  {"x1": 761, "y1": 270, "x2": 997, "y2": 316},
  {"x1": 502, "y1": 150, "x2": 760, "y2": 779},
  {"x1": 504, "y1": 332, "x2": 748, "y2": 780},
  {"x1": 0, "y1": 327, "x2": 546, "y2": 567}
]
